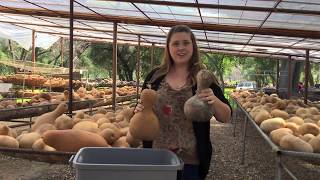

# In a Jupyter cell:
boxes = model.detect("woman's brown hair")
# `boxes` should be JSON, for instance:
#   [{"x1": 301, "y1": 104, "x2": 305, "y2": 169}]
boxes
[{"x1": 150, "y1": 25, "x2": 205, "y2": 85}]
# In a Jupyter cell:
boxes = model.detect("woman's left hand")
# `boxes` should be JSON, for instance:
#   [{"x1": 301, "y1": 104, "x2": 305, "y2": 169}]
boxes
[{"x1": 197, "y1": 88, "x2": 217, "y2": 105}]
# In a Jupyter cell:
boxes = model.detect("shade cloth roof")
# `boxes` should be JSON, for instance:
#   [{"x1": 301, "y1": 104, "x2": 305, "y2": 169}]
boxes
[{"x1": 0, "y1": 0, "x2": 319, "y2": 62}]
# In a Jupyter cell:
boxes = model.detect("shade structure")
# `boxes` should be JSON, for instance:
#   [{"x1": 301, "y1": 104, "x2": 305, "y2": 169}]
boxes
[{"x1": 0, "y1": 0, "x2": 319, "y2": 62}]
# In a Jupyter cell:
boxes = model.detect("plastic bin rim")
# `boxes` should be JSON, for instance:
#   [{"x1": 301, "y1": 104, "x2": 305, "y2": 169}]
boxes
[{"x1": 71, "y1": 147, "x2": 183, "y2": 171}]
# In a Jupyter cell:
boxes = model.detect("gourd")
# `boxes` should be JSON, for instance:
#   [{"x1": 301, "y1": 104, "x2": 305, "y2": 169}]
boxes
[
  {"x1": 284, "y1": 122, "x2": 300, "y2": 136},
  {"x1": 0, "y1": 135, "x2": 19, "y2": 148},
  {"x1": 35, "y1": 123, "x2": 56, "y2": 135},
  {"x1": 42, "y1": 129, "x2": 108, "y2": 152},
  {"x1": 31, "y1": 103, "x2": 68, "y2": 131},
  {"x1": 126, "y1": 130, "x2": 141, "y2": 148},
  {"x1": 260, "y1": 118, "x2": 286, "y2": 134},
  {"x1": 129, "y1": 89, "x2": 159, "y2": 141},
  {"x1": 32, "y1": 138, "x2": 56, "y2": 151},
  {"x1": 270, "y1": 109, "x2": 289, "y2": 119},
  {"x1": 72, "y1": 121, "x2": 100, "y2": 133},
  {"x1": 112, "y1": 136, "x2": 130, "y2": 148},
  {"x1": 254, "y1": 109, "x2": 272, "y2": 124},
  {"x1": 269, "y1": 128, "x2": 293, "y2": 145},
  {"x1": 0, "y1": 123, "x2": 17, "y2": 138},
  {"x1": 55, "y1": 114, "x2": 74, "y2": 130},
  {"x1": 279, "y1": 134, "x2": 313, "y2": 153},
  {"x1": 308, "y1": 134, "x2": 320, "y2": 153},
  {"x1": 16, "y1": 132, "x2": 41, "y2": 149},
  {"x1": 286, "y1": 116, "x2": 304, "y2": 125},
  {"x1": 184, "y1": 70, "x2": 215, "y2": 122},
  {"x1": 98, "y1": 128, "x2": 120, "y2": 145},
  {"x1": 301, "y1": 134, "x2": 315, "y2": 142},
  {"x1": 298, "y1": 123, "x2": 320, "y2": 136}
]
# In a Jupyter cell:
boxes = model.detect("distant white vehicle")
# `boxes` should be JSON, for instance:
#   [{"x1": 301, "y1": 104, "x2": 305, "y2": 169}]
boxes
[{"x1": 236, "y1": 81, "x2": 257, "y2": 90}]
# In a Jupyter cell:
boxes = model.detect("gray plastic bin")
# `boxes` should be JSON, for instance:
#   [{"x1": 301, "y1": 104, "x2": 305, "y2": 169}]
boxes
[{"x1": 70, "y1": 147, "x2": 183, "y2": 180}]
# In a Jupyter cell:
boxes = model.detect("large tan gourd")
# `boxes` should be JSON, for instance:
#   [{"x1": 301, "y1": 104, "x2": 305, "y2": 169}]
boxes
[
  {"x1": 286, "y1": 116, "x2": 304, "y2": 125},
  {"x1": 129, "y1": 89, "x2": 159, "y2": 141},
  {"x1": 98, "y1": 128, "x2": 120, "y2": 144},
  {"x1": 126, "y1": 130, "x2": 141, "y2": 148},
  {"x1": 0, "y1": 135, "x2": 19, "y2": 148},
  {"x1": 279, "y1": 134, "x2": 313, "y2": 153},
  {"x1": 0, "y1": 123, "x2": 17, "y2": 138},
  {"x1": 260, "y1": 118, "x2": 286, "y2": 134},
  {"x1": 269, "y1": 128, "x2": 293, "y2": 145},
  {"x1": 31, "y1": 103, "x2": 67, "y2": 131},
  {"x1": 72, "y1": 121, "x2": 99, "y2": 133},
  {"x1": 270, "y1": 109, "x2": 289, "y2": 119},
  {"x1": 42, "y1": 129, "x2": 108, "y2": 152},
  {"x1": 55, "y1": 114, "x2": 74, "y2": 130},
  {"x1": 300, "y1": 134, "x2": 315, "y2": 142},
  {"x1": 284, "y1": 122, "x2": 300, "y2": 136},
  {"x1": 298, "y1": 123, "x2": 320, "y2": 136},
  {"x1": 308, "y1": 134, "x2": 320, "y2": 153},
  {"x1": 112, "y1": 136, "x2": 130, "y2": 148},
  {"x1": 35, "y1": 123, "x2": 56, "y2": 135},
  {"x1": 32, "y1": 138, "x2": 56, "y2": 151},
  {"x1": 184, "y1": 70, "x2": 215, "y2": 122},
  {"x1": 16, "y1": 132, "x2": 41, "y2": 149},
  {"x1": 254, "y1": 109, "x2": 272, "y2": 124}
]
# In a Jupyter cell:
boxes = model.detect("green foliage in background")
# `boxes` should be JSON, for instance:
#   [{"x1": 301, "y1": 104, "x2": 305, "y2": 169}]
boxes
[{"x1": 0, "y1": 37, "x2": 319, "y2": 90}]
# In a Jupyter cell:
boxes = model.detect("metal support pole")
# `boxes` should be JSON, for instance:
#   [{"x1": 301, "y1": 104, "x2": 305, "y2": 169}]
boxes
[
  {"x1": 276, "y1": 60, "x2": 280, "y2": 95},
  {"x1": 275, "y1": 155, "x2": 281, "y2": 180},
  {"x1": 233, "y1": 101, "x2": 238, "y2": 137},
  {"x1": 304, "y1": 50, "x2": 310, "y2": 104},
  {"x1": 150, "y1": 42, "x2": 155, "y2": 70},
  {"x1": 68, "y1": 0, "x2": 74, "y2": 117},
  {"x1": 241, "y1": 115, "x2": 248, "y2": 164},
  {"x1": 112, "y1": 22, "x2": 118, "y2": 112},
  {"x1": 60, "y1": 37, "x2": 64, "y2": 67},
  {"x1": 136, "y1": 35, "x2": 141, "y2": 101},
  {"x1": 32, "y1": 30, "x2": 36, "y2": 74},
  {"x1": 287, "y1": 56, "x2": 292, "y2": 99}
]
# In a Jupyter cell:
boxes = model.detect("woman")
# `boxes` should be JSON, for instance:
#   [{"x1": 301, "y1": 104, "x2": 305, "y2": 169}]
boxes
[{"x1": 134, "y1": 25, "x2": 232, "y2": 180}]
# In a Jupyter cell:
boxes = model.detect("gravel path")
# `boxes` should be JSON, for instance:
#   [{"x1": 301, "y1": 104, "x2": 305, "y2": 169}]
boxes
[{"x1": 1, "y1": 113, "x2": 320, "y2": 180}]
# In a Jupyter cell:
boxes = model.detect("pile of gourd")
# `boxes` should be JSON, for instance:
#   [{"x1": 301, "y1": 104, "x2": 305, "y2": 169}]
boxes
[
  {"x1": 231, "y1": 91, "x2": 320, "y2": 153},
  {"x1": 0, "y1": 102, "x2": 141, "y2": 152}
]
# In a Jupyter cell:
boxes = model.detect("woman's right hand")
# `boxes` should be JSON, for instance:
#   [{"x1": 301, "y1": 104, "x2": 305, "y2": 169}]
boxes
[{"x1": 134, "y1": 100, "x2": 144, "y2": 113}]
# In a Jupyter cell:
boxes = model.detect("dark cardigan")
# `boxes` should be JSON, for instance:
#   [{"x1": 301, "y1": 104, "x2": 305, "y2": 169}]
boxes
[{"x1": 141, "y1": 68, "x2": 231, "y2": 179}]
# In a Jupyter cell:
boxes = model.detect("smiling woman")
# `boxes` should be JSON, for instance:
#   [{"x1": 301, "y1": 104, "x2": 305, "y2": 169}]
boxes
[{"x1": 133, "y1": 25, "x2": 232, "y2": 180}]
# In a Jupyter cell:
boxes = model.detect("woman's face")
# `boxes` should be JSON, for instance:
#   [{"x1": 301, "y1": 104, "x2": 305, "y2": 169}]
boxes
[{"x1": 169, "y1": 32, "x2": 193, "y2": 66}]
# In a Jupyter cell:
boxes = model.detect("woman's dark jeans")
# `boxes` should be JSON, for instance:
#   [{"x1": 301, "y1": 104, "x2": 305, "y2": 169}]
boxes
[{"x1": 177, "y1": 164, "x2": 201, "y2": 180}]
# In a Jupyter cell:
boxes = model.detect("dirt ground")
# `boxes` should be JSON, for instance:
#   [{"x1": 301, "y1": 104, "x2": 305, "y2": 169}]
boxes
[{"x1": 1, "y1": 116, "x2": 320, "y2": 180}]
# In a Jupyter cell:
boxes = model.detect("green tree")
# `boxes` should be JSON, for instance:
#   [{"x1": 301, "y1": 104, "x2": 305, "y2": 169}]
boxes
[
  {"x1": 239, "y1": 57, "x2": 277, "y2": 87},
  {"x1": 202, "y1": 52, "x2": 240, "y2": 90}
]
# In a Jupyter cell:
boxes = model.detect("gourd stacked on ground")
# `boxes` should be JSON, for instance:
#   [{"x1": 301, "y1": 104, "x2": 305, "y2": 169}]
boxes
[{"x1": 231, "y1": 91, "x2": 320, "y2": 153}]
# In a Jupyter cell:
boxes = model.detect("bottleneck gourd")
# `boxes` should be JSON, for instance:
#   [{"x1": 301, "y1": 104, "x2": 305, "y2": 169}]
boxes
[
  {"x1": 184, "y1": 70, "x2": 215, "y2": 122},
  {"x1": 32, "y1": 103, "x2": 68, "y2": 131},
  {"x1": 129, "y1": 89, "x2": 159, "y2": 141}
]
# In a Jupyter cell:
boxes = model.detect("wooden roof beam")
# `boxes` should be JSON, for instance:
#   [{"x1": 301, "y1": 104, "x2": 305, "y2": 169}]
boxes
[{"x1": 1, "y1": 6, "x2": 320, "y2": 39}]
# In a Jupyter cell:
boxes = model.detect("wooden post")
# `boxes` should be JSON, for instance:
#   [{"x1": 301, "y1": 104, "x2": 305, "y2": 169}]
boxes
[
  {"x1": 60, "y1": 37, "x2": 64, "y2": 67},
  {"x1": 112, "y1": 22, "x2": 118, "y2": 111},
  {"x1": 288, "y1": 56, "x2": 292, "y2": 99},
  {"x1": 150, "y1": 43, "x2": 155, "y2": 70},
  {"x1": 136, "y1": 35, "x2": 141, "y2": 101},
  {"x1": 32, "y1": 30, "x2": 36, "y2": 74},
  {"x1": 68, "y1": 0, "x2": 74, "y2": 117},
  {"x1": 304, "y1": 50, "x2": 310, "y2": 104},
  {"x1": 276, "y1": 59, "x2": 279, "y2": 95}
]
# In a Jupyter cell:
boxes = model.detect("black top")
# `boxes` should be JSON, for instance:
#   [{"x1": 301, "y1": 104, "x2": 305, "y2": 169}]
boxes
[{"x1": 141, "y1": 67, "x2": 232, "y2": 179}]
